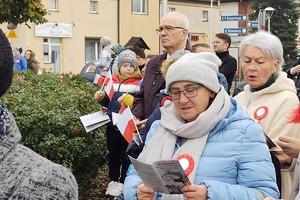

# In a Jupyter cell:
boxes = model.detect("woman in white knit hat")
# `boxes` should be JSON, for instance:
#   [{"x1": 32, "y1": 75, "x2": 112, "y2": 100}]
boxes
[
  {"x1": 0, "y1": 30, "x2": 78, "y2": 198},
  {"x1": 124, "y1": 52, "x2": 279, "y2": 199}
]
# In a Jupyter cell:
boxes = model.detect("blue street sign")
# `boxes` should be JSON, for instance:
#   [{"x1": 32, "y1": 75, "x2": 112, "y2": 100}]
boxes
[
  {"x1": 224, "y1": 28, "x2": 247, "y2": 34},
  {"x1": 221, "y1": 15, "x2": 248, "y2": 21},
  {"x1": 248, "y1": 21, "x2": 258, "y2": 28}
]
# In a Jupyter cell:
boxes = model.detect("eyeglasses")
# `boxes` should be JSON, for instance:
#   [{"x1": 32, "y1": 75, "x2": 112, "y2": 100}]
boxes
[
  {"x1": 156, "y1": 25, "x2": 184, "y2": 34},
  {"x1": 168, "y1": 85, "x2": 202, "y2": 100}
]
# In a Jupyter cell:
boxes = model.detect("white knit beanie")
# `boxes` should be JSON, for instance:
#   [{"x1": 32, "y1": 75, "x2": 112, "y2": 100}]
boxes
[
  {"x1": 100, "y1": 36, "x2": 111, "y2": 47},
  {"x1": 166, "y1": 52, "x2": 222, "y2": 93},
  {"x1": 117, "y1": 49, "x2": 137, "y2": 69}
]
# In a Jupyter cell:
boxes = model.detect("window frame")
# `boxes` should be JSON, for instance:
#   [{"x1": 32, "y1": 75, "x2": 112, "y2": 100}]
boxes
[
  {"x1": 89, "y1": 0, "x2": 98, "y2": 14},
  {"x1": 49, "y1": 0, "x2": 58, "y2": 11},
  {"x1": 85, "y1": 38, "x2": 100, "y2": 63},
  {"x1": 43, "y1": 38, "x2": 61, "y2": 63},
  {"x1": 202, "y1": 10, "x2": 209, "y2": 22},
  {"x1": 132, "y1": 0, "x2": 148, "y2": 15}
]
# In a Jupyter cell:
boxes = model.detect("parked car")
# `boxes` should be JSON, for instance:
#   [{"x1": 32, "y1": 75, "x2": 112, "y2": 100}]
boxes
[{"x1": 80, "y1": 60, "x2": 106, "y2": 83}]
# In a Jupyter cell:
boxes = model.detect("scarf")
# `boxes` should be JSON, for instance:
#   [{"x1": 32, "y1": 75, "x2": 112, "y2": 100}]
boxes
[
  {"x1": 0, "y1": 102, "x2": 10, "y2": 136},
  {"x1": 250, "y1": 74, "x2": 277, "y2": 92},
  {"x1": 139, "y1": 88, "x2": 231, "y2": 200}
]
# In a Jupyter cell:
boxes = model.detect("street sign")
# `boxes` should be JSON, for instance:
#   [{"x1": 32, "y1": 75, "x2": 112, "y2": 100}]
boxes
[
  {"x1": 221, "y1": 15, "x2": 247, "y2": 21},
  {"x1": 7, "y1": 30, "x2": 17, "y2": 38},
  {"x1": 248, "y1": 21, "x2": 258, "y2": 28},
  {"x1": 224, "y1": 28, "x2": 247, "y2": 34}
]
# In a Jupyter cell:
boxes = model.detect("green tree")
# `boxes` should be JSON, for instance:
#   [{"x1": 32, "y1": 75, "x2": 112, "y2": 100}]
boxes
[
  {"x1": 250, "y1": 0, "x2": 300, "y2": 67},
  {"x1": 0, "y1": 0, "x2": 48, "y2": 26}
]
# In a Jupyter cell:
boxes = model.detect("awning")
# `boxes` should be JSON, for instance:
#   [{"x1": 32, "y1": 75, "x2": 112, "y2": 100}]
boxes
[{"x1": 124, "y1": 37, "x2": 151, "y2": 51}]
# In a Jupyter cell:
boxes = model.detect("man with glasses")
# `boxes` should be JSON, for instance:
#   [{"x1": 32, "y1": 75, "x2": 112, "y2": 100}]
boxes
[
  {"x1": 213, "y1": 33, "x2": 237, "y2": 95},
  {"x1": 131, "y1": 11, "x2": 191, "y2": 129}
]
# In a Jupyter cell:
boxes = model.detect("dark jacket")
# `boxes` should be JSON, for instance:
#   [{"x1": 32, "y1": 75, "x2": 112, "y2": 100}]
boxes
[
  {"x1": 27, "y1": 59, "x2": 40, "y2": 74},
  {"x1": 132, "y1": 46, "x2": 191, "y2": 120},
  {"x1": 286, "y1": 57, "x2": 300, "y2": 91},
  {"x1": 131, "y1": 53, "x2": 168, "y2": 120},
  {"x1": 216, "y1": 51, "x2": 237, "y2": 94}
]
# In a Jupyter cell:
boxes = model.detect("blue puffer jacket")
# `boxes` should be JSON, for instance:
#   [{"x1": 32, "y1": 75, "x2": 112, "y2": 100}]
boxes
[{"x1": 124, "y1": 98, "x2": 280, "y2": 199}]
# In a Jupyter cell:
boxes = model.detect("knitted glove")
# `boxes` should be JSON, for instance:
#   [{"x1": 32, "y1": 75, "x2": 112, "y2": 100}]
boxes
[{"x1": 122, "y1": 94, "x2": 134, "y2": 108}]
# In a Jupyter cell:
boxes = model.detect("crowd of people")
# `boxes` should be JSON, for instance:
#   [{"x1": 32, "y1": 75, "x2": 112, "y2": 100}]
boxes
[
  {"x1": 112, "y1": 12, "x2": 300, "y2": 200},
  {"x1": 3, "y1": 9, "x2": 300, "y2": 200}
]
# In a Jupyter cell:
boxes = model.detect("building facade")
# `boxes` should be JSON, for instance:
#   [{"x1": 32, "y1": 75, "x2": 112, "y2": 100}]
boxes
[{"x1": 0, "y1": 0, "x2": 221, "y2": 74}]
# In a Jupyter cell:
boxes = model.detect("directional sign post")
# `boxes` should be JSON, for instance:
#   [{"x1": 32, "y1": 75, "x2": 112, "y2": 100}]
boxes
[
  {"x1": 224, "y1": 28, "x2": 247, "y2": 34},
  {"x1": 248, "y1": 21, "x2": 258, "y2": 28},
  {"x1": 221, "y1": 15, "x2": 247, "y2": 21}
]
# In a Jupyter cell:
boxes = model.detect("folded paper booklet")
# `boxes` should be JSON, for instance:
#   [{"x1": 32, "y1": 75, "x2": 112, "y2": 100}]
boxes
[
  {"x1": 79, "y1": 110, "x2": 110, "y2": 132},
  {"x1": 128, "y1": 156, "x2": 191, "y2": 194}
]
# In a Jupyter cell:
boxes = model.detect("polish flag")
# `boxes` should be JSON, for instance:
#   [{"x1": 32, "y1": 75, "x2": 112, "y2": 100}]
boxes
[
  {"x1": 119, "y1": 103, "x2": 126, "y2": 114},
  {"x1": 104, "y1": 70, "x2": 114, "y2": 100},
  {"x1": 85, "y1": 63, "x2": 94, "y2": 73},
  {"x1": 116, "y1": 107, "x2": 138, "y2": 144},
  {"x1": 93, "y1": 74, "x2": 109, "y2": 86}
]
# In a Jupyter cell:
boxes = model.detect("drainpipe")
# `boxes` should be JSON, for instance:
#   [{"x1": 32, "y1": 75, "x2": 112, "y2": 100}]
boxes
[
  {"x1": 162, "y1": 0, "x2": 168, "y2": 17},
  {"x1": 209, "y1": 0, "x2": 213, "y2": 46},
  {"x1": 117, "y1": 0, "x2": 120, "y2": 43}
]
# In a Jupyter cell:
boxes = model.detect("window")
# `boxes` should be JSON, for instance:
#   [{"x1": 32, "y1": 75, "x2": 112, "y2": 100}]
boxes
[
  {"x1": 49, "y1": 0, "x2": 58, "y2": 11},
  {"x1": 132, "y1": 0, "x2": 147, "y2": 14},
  {"x1": 43, "y1": 38, "x2": 61, "y2": 63},
  {"x1": 202, "y1": 10, "x2": 209, "y2": 22},
  {"x1": 85, "y1": 38, "x2": 100, "y2": 63},
  {"x1": 89, "y1": 1, "x2": 98, "y2": 13}
]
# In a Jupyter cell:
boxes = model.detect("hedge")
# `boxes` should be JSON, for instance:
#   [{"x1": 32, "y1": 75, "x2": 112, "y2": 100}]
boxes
[{"x1": 1, "y1": 71, "x2": 108, "y2": 199}]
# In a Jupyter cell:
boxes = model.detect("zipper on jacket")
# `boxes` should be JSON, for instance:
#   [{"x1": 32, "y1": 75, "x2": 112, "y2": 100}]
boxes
[{"x1": 150, "y1": 71, "x2": 161, "y2": 98}]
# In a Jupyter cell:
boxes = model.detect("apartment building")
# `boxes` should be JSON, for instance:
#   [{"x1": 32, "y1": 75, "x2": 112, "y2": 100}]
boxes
[{"x1": 0, "y1": 0, "x2": 221, "y2": 74}]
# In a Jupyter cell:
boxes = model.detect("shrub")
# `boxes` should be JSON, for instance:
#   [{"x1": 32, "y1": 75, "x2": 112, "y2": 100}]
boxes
[{"x1": 1, "y1": 71, "x2": 108, "y2": 199}]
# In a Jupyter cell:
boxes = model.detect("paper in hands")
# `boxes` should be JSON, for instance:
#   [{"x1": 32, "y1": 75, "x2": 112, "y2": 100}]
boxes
[
  {"x1": 79, "y1": 110, "x2": 110, "y2": 132},
  {"x1": 128, "y1": 156, "x2": 191, "y2": 194}
]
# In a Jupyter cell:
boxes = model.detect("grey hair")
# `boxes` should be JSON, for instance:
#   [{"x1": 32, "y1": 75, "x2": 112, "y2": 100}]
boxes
[
  {"x1": 164, "y1": 11, "x2": 189, "y2": 31},
  {"x1": 100, "y1": 36, "x2": 111, "y2": 48},
  {"x1": 239, "y1": 31, "x2": 283, "y2": 75}
]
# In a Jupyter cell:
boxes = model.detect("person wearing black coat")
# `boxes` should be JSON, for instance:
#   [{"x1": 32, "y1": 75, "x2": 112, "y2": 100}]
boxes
[
  {"x1": 286, "y1": 57, "x2": 300, "y2": 98},
  {"x1": 213, "y1": 33, "x2": 237, "y2": 95}
]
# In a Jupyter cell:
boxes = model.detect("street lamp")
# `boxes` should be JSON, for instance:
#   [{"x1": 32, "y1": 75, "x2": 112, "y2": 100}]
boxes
[{"x1": 264, "y1": 7, "x2": 275, "y2": 33}]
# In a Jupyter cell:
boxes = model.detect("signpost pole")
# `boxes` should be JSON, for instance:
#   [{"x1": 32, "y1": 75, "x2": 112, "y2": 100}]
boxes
[{"x1": 209, "y1": 0, "x2": 213, "y2": 46}]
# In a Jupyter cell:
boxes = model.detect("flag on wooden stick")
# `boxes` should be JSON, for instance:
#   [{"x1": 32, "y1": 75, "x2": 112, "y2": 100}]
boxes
[
  {"x1": 93, "y1": 74, "x2": 107, "y2": 85},
  {"x1": 119, "y1": 103, "x2": 126, "y2": 114},
  {"x1": 104, "y1": 70, "x2": 114, "y2": 100},
  {"x1": 116, "y1": 107, "x2": 141, "y2": 145}
]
